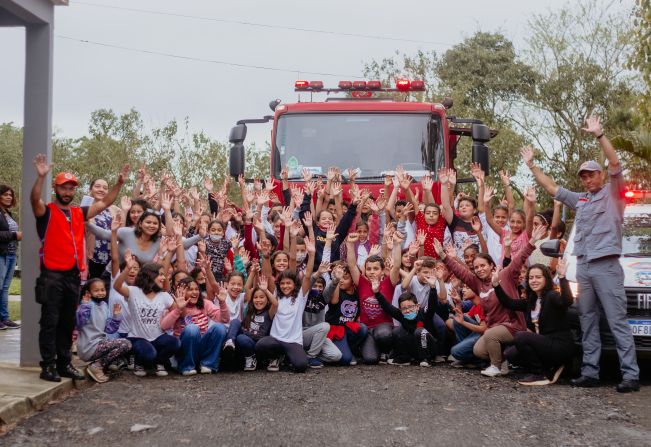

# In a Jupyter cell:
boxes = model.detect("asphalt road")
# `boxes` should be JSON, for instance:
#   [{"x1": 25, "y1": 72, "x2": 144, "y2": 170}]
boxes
[{"x1": 2, "y1": 363, "x2": 650, "y2": 447}]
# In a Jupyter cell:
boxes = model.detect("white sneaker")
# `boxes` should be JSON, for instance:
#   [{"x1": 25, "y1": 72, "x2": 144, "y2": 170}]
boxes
[
  {"x1": 223, "y1": 339, "x2": 236, "y2": 351},
  {"x1": 349, "y1": 357, "x2": 358, "y2": 366},
  {"x1": 447, "y1": 355, "x2": 458, "y2": 363},
  {"x1": 387, "y1": 358, "x2": 410, "y2": 366},
  {"x1": 182, "y1": 369, "x2": 197, "y2": 376},
  {"x1": 133, "y1": 365, "x2": 147, "y2": 377},
  {"x1": 244, "y1": 356, "x2": 257, "y2": 371},
  {"x1": 127, "y1": 355, "x2": 135, "y2": 371},
  {"x1": 434, "y1": 355, "x2": 446, "y2": 363},
  {"x1": 267, "y1": 358, "x2": 280, "y2": 372},
  {"x1": 200, "y1": 366, "x2": 212, "y2": 374},
  {"x1": 480, "y1": 365, "x2": 501, "y2": 377},
  {"x1": 155, "y1": 364, "x2": 168, "y2": 377},
  {"x1": 419, "y1": 360, "x2": 431, "y2": 367},
  {"x1": 378, "y1": 353, "x2": 388, "y2": 364},
  {"x1": 500, "y1": 360, "x2": 510, "y2": 376}
]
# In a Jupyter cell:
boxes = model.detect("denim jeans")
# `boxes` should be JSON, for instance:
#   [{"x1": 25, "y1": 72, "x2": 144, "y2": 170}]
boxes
[
  {"x1": 226, "y1": 318, "x2": 241, "y2": 341},
  {"x1": 450, "y1": 316, "x2": 481, "y2": 363},
  {"x1": 0, "y1": 254, "x2": 16, "y2": 321},
  {"x1": 235, "y1": 333, "x2": 257, "y2": 357},
  {"x1": 176, "y1": 323, "x2": 227, "y2": 373},
  {"x1": 332, "y1": 323, "x2": 368, "y2": 365},
  {"x1": 129, "y1": 333, "x2": 181, "y2": 368}
]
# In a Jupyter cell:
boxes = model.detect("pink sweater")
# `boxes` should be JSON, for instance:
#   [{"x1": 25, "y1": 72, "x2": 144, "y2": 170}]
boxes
[{"x1": 161, "y1": 299, "x2": 230, "y2": 337}]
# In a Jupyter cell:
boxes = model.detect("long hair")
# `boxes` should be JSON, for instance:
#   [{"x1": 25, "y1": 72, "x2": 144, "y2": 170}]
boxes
[
  {"x1": 125, "y1": 199, "x2": 151, "y2": 227},
  {"x1": 0, "y1": 185, "x2": 16, "y2": 209},
  {"x1": 135, "y1": 262, "x2": 163, "y2": 294},
  {"x1": 242, "y1": 287, "x2": 271, "y2": 329},
  {"x1": 525, "y1": 264, "x2": 554, "y2": 306},
  {"x1": 177, "y1": 277, "x2": 203, "y2": 309},
  {"x1": 134, "y1": 210, "x2": 162, "y2": 242},
  {"x1": 276, "y1": 270, "x2": 299, "y2": 301}
]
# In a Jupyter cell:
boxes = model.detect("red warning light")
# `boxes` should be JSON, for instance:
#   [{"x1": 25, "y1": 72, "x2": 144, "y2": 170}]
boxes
[
  {"x1": 295, "y1": 80, "x2": 309, "y2": 90},
  {"x1": 396, "y1": 79, "x2": 411, "y2": 91}
]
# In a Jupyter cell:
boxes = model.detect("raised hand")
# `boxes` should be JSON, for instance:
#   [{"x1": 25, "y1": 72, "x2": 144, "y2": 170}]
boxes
[
  {"x1": 281, "y1": 167, "x2": 289, "y2": 182},
  {"x1": 302, "y1": 168, "x2": 313, "y2": 183},
  {"x1": 347, "y1": 168, "x2": 358, "y2": 182},
  {"x1": 471, "y1": 216, "x2": 482, "y2": 233},
  {"x1": 399, "y1": 173, "x2": 412, "y2": 191},
  {"x1": 369, "y1": 244, "x2": 381, "y2": 257},
  {"x1": 240, "y1": 249, "x2": 251, "y2": 266},
  {"x1": 174, "y1": 285, "x2": 189, "y2": 311},
  {"x1": 230, "y1": 235, "x2": 240, "y2": 250},
  {"x1": 117, "y1": 165, "x2": 130, "y2": 184},
  {"x1": 224, "y1": 258, "x2": 233, "y2": 274},
  {"x1": 258, "y1": 275, "x2": 269, "y2": 291},
  {"x1": 280, "y1": 206, "x2": 293, "y2": 226},
  {"x1": 304, "y1": 235, "x2": 316, "y2": 254},
  {"x1": 491, "y1": 266, "x2": 502, "y2": 287},
  {"x1": 432, "y1": 239, "x2": 445, "y2": 258},
  {"x1": 120, "y1": 195, "x2": 132, "y2": 212},
  {"x1": 498, "y1": 170, "x2": 510, "y2": 186},
  {"x1": 264, "y1": 176, "x2": 275, "y2": 192},
  {"x1": 331, "y1": 181, "x2": 343, "y2": 197},
  {"x1": 331, "y1": 264, "x2": 344, "y2": 281},
  {"x1": 124, "y1": 249, "x2": 138, "y2": 269},
  {"x1": 325, "y1": 224, "x2": 338, "y2": 242},
  {"x1": 290, "y1": 220, "x2": 302, "y2": 237},
  {"x1": 160, "y1": 192, "x2": 173, "y2": 211},
  {"x1": 556, "y1": 258, "x2": 567, "y2": 278},
  {"x1": 416, "y1": 229, "x2": 426, "y2": 246},
  {"x1": 401, "y1": 201, "x2": 414, "y2": 218},
  {"x1": 408, "y1": 240, "x2": 420, "y2": 257},
  {"x1": 447, "y1": 169, "x2": 457, "y2": 186},
  {"x1": 530, "y1": 223, "x2": 547, "y2": 243},
  {"x1": 173, "y1": 220, "x2": 184, "y2": 237},
  {"x1": 582, "y1": 115, "x2": 602, "y2": 136},
  {"x1": 81, "y1": 291, "x2": 91, "y2": 304},
  {"x1": 111, "y1": 212, "x2": 123, "y2": 231},
  {"x1": 502, "y1": 229, "x2": 512, "y2": 248},
  {"x1": 444, "y1": 243, "x2": 457, "y2": 259},
  {"x1": 437, "y1": 168, "x2": 449, "y2": 184},
  {"x1": 33, "y1": 153, "x2": 53, "y2": 177},
  {"x1": 217, "y1": 284, "x2": 228, "y2": 302},
  {"x1": 470, "y1": 162, "x2": 484, "y2": 184},
  {"x1": 520, "y1": 145, "x2": 535, "y2": 168},
  {"x1": 421, "y1": 173, "x2": 433, "y2": 191},
  {"x1": 524, "y1": 186, "x2": 537, "y2": 203},
  {"x1": 347, "y1": 232, "x2": 359, "y2": 244},
  {"x1": 483, "y1": 185, "x2": 495, "y2": 205},
  {"x1": 317, "y1": 261, "x2": 331, "y2": 274},
  {"x1": 113, "y1": 303, "x2": 122, "y2": 317}
]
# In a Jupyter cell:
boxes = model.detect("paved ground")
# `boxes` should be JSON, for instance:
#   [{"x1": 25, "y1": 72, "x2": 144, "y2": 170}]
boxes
[{"x1": 2, "y1": 362, "x2": 650, "y2": 447}]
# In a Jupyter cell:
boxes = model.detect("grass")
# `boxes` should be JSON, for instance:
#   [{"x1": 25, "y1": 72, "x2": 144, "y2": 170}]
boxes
[
  {"x1": 8, "y1": 277, "x2": 20, "y2": 296},
  {"x1": 8, "y1": 301, "x2": 20, "y2": 322}
]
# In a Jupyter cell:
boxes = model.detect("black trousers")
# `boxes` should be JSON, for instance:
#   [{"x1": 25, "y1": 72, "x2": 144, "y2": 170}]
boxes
[
  {"x1": 392, "y1": 326, "x2": 436, "y2": 363},
  {"x1": 35, "y1": 268, "x2": 81, "y2": 369},
  {"x1": 255, "y1": 336, "x2": 308, "y2": 373},
  {"x1": 510, "y1": 331, "x2": 574, "y2": 374}
]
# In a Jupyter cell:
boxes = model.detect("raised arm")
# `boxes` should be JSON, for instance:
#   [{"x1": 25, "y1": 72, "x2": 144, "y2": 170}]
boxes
[
  {"x1": 521, "y1": 146, "x2": 559, "y2": 197},
  {"x1": 110, "y1": 213, "x2": 123, "y2": 278},
  {"x1": 301, "y1": 235, "x2": 317, "y2": 296},
  {"x1": 492, "y1": 269, "x2": 527, "y2": 312},
  {"x1": 30, "y1": 154, "x2": 52, "y2": 217},
  {"x1": 88, "y1": 165, "x2": 129, "y2": 220},
  {"x1": 437, "y1": 168, "x2": 454, "y2": 224},
  {"x1": 499, "y1": 170, "x2": 515, "y2": 216},
  {"x1": 345, "y1": 233, "x2": 361, "y2": 285},
  {"x1": 523, "y1": 186, "x2": 536, "y2": 237},
  {"x1": 482, "y1": 185, "x2": 503, "y2": 235},
  {"x1": 113, "y1": 249, "x2": 137, "y2": 298}
]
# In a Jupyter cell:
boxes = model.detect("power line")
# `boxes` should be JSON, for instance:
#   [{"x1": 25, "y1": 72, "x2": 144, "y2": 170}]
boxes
[
  {"x1": 73, "y1": 1, "x2": 453, "y2": 47},
  {"x1": 56, "y1": 35, "x2": 364, "y2": 78}
]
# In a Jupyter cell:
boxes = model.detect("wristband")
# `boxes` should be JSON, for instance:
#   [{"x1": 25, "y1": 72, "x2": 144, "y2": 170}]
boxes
[{"x1": 596, "y1": 133, "x2": 604, "y2": 140}]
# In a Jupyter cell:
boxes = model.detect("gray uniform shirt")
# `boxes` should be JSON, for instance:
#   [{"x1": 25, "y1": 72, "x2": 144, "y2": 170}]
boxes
[{"x1": 554, "y1": 166, "x2": 625, "y2": 263}]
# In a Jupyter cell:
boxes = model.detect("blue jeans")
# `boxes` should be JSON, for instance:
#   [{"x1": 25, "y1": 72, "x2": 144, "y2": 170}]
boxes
[
  {"x1": 333, "y1": 324, "x2": 368, "y2": 365},
  {"x1": 450, "y1": 316, "x2": 481, "y2": 363},
  {"x1": 235, "y1": 333, "x2": 257, "y2": 357},
  {"x1": 0, "y1": 254, "x2": 16, "y2": 321},
  {"x1": 177, "y1": 323, "x2": 227, "y2": 373},
  {"x1": 129, "y1": 333, "x2": 181, "y2": 368},
  {"x1": 226, "y1": 318, "x2": 241, "y2": 341}
]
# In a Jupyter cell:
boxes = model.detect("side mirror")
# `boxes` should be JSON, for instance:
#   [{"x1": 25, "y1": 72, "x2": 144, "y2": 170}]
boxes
[
  {"x1": 229, "y1": 142, "x2": 245, "y2": 178},
  {"x1": 229, "y1": 124, "x2": 247, "y2": 144},
  {"x1": 540, "y1": 239, "x2": 563, "y2": 258},
  {"x1": 471, "y1": 123, "x2": 490, "y2": 175}
]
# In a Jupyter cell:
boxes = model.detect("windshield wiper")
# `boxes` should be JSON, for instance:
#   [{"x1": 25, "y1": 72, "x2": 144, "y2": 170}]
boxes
[{"x1": 622, "y1": 253, "x2": 651, "y2": 258}]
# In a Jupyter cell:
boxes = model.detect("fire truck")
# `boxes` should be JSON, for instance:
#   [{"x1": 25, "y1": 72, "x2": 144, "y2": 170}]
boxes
[{"x1": 227, "y1": 79, "x2": 495, "y2": 199}]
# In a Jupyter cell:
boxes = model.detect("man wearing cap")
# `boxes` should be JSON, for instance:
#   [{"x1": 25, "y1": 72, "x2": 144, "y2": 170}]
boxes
[
  {"x1": 521, "y1": 115, "x2": 640, "y2": 393},
  {"x1": 30, "y1": 153, "x2": 129, "y2": 382}
]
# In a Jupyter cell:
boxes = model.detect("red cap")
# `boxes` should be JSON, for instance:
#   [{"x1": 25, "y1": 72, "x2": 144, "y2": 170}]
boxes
[{"x1": 54, "y1": 172, "x2": 79, "y2": 186}]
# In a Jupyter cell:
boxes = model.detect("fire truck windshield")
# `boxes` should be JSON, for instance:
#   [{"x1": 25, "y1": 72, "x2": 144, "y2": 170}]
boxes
[{"x1": 273, "y1": 113, "x2": 443, "y2": 180}]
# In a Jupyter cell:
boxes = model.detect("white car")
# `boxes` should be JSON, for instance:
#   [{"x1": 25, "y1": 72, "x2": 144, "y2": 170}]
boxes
[{"x1": 562, "y1": 203, "x2": 651, "y2": 355}]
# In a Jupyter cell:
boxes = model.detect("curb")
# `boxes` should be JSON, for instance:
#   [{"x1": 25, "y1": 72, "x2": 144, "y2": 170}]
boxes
[{"x1": 0, "y1": 364, "x2": 93, "y2": 427}]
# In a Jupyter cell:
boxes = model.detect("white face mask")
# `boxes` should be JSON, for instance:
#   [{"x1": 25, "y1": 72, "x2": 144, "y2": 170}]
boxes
[
  {"x1": 209, "y1": 234, "x2": 223, "y2": 242},
  {"x1": 296, "y1": 252, "x2": 307, "y2": 263}
]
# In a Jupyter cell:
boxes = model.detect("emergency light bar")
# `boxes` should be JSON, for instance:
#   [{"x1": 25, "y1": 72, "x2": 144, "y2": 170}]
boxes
[{"x1": 294, "y1": 79, "x2": 426, "y2": 93}]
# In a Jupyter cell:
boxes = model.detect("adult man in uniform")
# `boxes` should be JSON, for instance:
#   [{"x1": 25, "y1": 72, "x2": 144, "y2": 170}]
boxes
[
  {"x1": 30, "y1": 153, "x2": 129, "y2": 382},
  {"x1": 521, "y1": 115, "x2": 639, "y2": 393}
]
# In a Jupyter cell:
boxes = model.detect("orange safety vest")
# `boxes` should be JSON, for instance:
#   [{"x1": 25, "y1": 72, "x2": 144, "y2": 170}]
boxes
[{"x1": 40, "y1": 203, "x2": 86, "y2": 272}]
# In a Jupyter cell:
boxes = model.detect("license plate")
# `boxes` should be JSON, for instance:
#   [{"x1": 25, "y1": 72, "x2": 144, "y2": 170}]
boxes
[{"x1": 629, "y1": 320, "x2": 651, "y2": 337}]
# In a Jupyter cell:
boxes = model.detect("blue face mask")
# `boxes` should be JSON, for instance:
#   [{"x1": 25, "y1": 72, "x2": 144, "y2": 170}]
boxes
[
  {"x1": 403, "y1": 311, "x2": 418, "y2": 320},
  {"x1": 209, "y1": 234, "x2": 222, "y2": 242}
]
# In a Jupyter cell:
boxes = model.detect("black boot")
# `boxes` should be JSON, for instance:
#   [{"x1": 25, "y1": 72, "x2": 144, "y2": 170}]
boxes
[
  {"x1": 616, "y1": 379, "x2": 640, "y2": 393},
  {"x1": 570, "y1": 375, "x2": 600, "y2": 388},
  {"x1": 58, "y1": 363, "x2": 85, "y2": 380},
  {"x1": 40, "y1": 364, "x2": 61, "y2": 382}
]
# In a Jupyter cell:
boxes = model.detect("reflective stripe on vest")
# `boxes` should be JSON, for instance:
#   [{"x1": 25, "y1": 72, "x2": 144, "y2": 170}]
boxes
[{"x1": 40, "y1": 203, "x2": 86, "y2": 272}]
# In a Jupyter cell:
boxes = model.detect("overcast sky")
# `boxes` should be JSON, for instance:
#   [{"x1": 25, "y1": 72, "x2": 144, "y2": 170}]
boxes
[{"x1": 0, "y1": 0, "x2": 630, "y2": 148}]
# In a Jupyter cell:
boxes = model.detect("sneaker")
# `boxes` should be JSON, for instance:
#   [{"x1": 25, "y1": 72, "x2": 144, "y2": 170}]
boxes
[
  {"x1": 87, "y1": 363, "x2": 110, "y2": 383},
  {"x1": 223, "y1": 339, "x2": 236, "y2": 351},
  {"x1": 451, "y1": 360, "x2": 466, "y2": 369},
  {"x1": 308, "y1": 358, "x2": 324, "y2": 369},
  {"x1": 387, "y1": 358, "x2": 410, "y2": 366},
  {"x1": 550, "y1": 365, "x2": 565, "y2": 384},
  {"x1": 419, "y1": 360, "x2": 431, "y2": 367},
  {"x1": 2, "y1": 320, "x2": 20, "y2": 329},
  {"x1": 379, "y1": 353, "x2": 389, "y2": 364},
  {"x1": 182, "y1": 369, "x2": 197, "y2": 376},
  {"x1": 518, "y1": 374, "x2": 550, "y2": 386},
  {"x1": 244, "y1": 356, "x2": 257, "y2": 371},
  {"x1": 133, "y1": 365, "x2": 147, "y2": 377},
  {"x1": 127, "y1": 355, "x2": 135, "y2": 371},
  {"x1": 570, "y1": 375, "x2": 600, "y2": 388},
  {"x1": 0, "y1": 321, "x2": 6, "y2": 330},
  {"x1": 199, "y1": 365, "x2": 212, "y2": 374},
  {"x1": 434, "y1": 355, "x2": 446, "y2": 364},
  {"x1": 500, "y1": 360, "x2": 510, "y2": 376},
  {"x1": 267, "y1": 358, "x2": 281, "y2": 372},
  {"x1": 616, "y1": 379, "x2": 640, "y2": 393},
  {"x1": 108, "y1": 358, "x2": 127, "y2": 372},
  {"x1": 349, "y1": 357, "x2": 358, "y2": 366},
  {"x1": 155, "y1": 364, "x2": 168, "y2": 377},
  {"x1": 447, "y1": 355, "x2": 458, "y2": 363},
  {"x1": 58, "y1": 364, "x2": 85, "y2": 380},
  {"x1": 480, "y1": 365, "x2": 502, "y2": 377}
]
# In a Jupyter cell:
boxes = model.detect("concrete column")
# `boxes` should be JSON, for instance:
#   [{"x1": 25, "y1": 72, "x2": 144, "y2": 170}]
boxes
[{"x1": 20, "y1": 20, "x2": 53, "y2": 367}]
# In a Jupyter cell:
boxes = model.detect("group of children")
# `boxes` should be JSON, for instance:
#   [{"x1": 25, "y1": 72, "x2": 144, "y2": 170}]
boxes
[{"x1": 75, "y1": 160, "x2": 574, "y2": 387}]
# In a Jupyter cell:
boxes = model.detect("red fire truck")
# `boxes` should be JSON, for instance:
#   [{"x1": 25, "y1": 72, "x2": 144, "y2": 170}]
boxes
[{"x1": 228, "y1": 79, "x2": 495, "y2": 199}]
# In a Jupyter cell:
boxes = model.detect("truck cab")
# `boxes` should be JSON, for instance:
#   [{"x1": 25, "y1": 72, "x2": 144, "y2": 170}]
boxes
[{"x1": 227, "y1": 79, "x2": 495, "y2": 199}]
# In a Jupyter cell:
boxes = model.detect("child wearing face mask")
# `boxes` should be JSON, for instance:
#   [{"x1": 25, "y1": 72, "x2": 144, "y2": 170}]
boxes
[
  {"x1": 205, "y1": 220, "x2": 234, "y2": 282},
  {"x1": 76, "y1": 278, "x2": 132, "y2": 383},
  {"x1": 371, "y1": 283, "x2": 440, "y2": 367}
]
